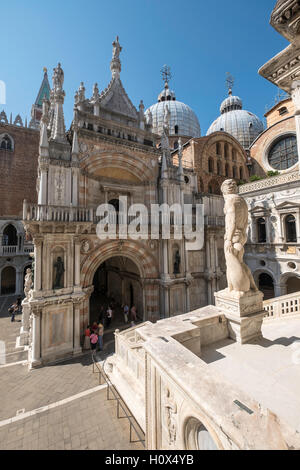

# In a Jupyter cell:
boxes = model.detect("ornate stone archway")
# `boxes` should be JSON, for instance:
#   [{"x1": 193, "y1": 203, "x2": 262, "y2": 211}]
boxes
[{"x1": 80, "y1": 240, "x2": 160, "y2": 328}]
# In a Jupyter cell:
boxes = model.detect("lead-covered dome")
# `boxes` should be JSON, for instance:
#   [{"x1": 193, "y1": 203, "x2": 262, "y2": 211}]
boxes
[
  {"x1": 146, "y1": 82, "x2": 201, "y2": 138},
  {"x1": 207, "y1": 92, "x2": 264, "y2": 149}
]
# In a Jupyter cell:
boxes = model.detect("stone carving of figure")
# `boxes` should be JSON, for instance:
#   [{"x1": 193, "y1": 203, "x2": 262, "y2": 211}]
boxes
[
  {"x1": 173, "y1": 250, "x2": 181, "y2": 274},
  {"x1": 82, "y1": 240, "x2": 90, "y2": 253},
  {"x1": 145, "y1": 109, "x2": 153, "y2": 127},
  {"x1": 52, "y1": 63, "x2": 64, "y2": 92},
  {"x1": 54, "y1": 256, "x2": 65, "y2": 289},
  {"x1": 24, "y1": 268, "x2": 33, "y2": 300},
  {"x1": 221, "y1": 179, "x2": 258, "y2": 296},
  {"x1": 112, "y1": 36, "x2": 122, "y2": 60},
  {"x1": 164, "y1": 388, "x2": 177, "y2": 445},
  {"x1": 161, "y1": 104, "x2": 170, "y2": 151}
]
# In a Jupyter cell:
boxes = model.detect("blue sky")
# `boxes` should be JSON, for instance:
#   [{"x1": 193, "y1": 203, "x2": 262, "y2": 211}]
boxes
[{"x1": 1, "y1": 0, "x2": 289, "y2": 134}]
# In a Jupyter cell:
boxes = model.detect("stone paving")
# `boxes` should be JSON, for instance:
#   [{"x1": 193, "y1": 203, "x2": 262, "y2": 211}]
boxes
[
  {"x1": 0, "y1": 388, "x2": 143, "y2": 450},
  {"x1": 0, "y1": 295, "x2": 27, "y2": 364}
]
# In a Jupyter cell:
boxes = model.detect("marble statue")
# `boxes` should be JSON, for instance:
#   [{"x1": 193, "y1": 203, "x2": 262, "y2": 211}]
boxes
[
  {"x1": 52, "y1": 63, "x2": 64, "y2": 92},
  {"x1": 54, "y1": 256, "x2": 65, "y2": 289},
  {"x1": 112, "y1": 36, "x2": 122, "y2": 60},
  {"x1": 24, "y1": 268, "x2": 33, "y2": 300},
  {"x1": 221, "y1": 179, "x2": 258, "y2": 295},
  {"x1": 173, "y1": 250, "x2": 181, "y2": 274}
]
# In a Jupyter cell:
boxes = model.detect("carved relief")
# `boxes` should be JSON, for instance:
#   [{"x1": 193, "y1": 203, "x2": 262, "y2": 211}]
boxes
[{"x1": 164, "y1": 387, "x2": 177, "y2": 445}]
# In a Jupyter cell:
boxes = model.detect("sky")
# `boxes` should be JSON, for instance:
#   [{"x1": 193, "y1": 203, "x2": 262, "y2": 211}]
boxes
[{"x1": 0, "y1": 0, "x2": 290, "y2": 134}]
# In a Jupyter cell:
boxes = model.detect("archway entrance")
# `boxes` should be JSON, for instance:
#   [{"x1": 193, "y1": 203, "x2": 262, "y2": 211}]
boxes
[
  {"x1": 1, "y1": 266, "x2": 16, "y2": 295},
  {"x1": 286, "y1": 276, "x2": 300, "y2": 295},
  {"x1": 258, "y1": 273, "x2": 275, "y2": 300},
  {"x1": 90, "y1": 256, "x2": 143, "y2": 328}
]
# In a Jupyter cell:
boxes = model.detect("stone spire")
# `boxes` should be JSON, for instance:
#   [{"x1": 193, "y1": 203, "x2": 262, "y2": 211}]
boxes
[
  {"x1": 72, "y1": 109, "x2": 79, "y2": 161},
  {"x1": 50, "y1": 63, "x2": 67, "y2": 143},
  {"x1": 39, "y1": 98, "x2": 49, "y2": 158},
  {"x1": 110, "y1": 36, "x2": 122, "y2": 79}
]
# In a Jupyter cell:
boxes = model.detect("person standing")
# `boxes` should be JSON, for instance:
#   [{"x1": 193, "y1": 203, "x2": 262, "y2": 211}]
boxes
[
  {"x1": 123, "y1": 304, "x2": 129, "y2": 323},
  {"x1": 98, "y1": 305, "x2": 105, "y2": 324},
  {"x1": 98, "y1": 323, "x2": 104, "y2": 351},
  {"x1": 9, "y1": 303, "x2": 17, "y2": 322},
  {"x1": 83, "y1": 325, "x2": 91, "y2": 350},
  {"x1": 90, "y1": 331, "x2": 98, "y2": 351}
]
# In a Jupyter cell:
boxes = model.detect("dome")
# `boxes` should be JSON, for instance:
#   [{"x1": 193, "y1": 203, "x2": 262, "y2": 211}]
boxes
[
  {"x1": 146, "y1": 82, "x2": 201, "y2": 138},
  {"x1": 207, "y1": 93, "x2": 264, "y2": 149}
]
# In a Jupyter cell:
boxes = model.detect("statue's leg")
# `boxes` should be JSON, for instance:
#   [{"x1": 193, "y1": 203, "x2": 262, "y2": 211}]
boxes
[{"x1": 243, "y1": 263, "x2": 258, "y2": 291}]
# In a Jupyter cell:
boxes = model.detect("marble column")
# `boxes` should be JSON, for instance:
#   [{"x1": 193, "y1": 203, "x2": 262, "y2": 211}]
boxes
[
  {"x1": 73, "y1": 303, "x2": 82, "y2": 355},
  {"x1": 291, "y1": 80, "x2": 300, "y2": 175},
  {"x1": 38, "y1": 167, "x2": 48, "y2": 205},
  {"x1": 74, "y1": 238, "x2": 81, "y2": 292},
  {"x1": 30, "y1": 311, "x2": 42, "y2": 368},
  {"x1": 34, "y1": 239, "x2": 43, "y2": 293}
]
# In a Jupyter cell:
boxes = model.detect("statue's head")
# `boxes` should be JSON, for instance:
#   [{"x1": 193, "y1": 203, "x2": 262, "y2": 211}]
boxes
[
  {"x1": 221, "y1": 179, "x2": 238, "y2": 195},
  {"x1": 57, "y1": 257, "x2": 62, "y2": 262},
  {"x1": 26, "y1": 268, "x2": 31, "y2": 274}
]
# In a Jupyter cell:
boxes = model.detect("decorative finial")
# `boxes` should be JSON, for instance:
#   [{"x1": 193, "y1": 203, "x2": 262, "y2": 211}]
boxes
[
  {"x1": 226, "y1": 72, "x2": 234, "y2": 96},
  {"x1": 161, "y1": 65, "x2": 172, "y2": 85}
]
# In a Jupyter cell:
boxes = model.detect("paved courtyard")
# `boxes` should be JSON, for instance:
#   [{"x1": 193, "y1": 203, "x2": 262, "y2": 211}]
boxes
[{"x1": 0, "y1": 297, "x2": 143, "y2": 450}]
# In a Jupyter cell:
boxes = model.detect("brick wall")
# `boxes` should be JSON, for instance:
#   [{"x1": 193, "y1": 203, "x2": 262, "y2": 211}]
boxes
[{"x1": 0, "y1": 124, "x2": 39, "y2": 218}]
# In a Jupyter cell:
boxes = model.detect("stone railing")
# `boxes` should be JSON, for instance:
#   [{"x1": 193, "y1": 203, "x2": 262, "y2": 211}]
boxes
[
  {"x1": 204, "y1": 216, "x2": 225, "y2": 227},
  {"x1": 263, "y1": 291, "x2": 300, "y2": 319},
  {"x1": 0, "y1": 244, "x2": 33, "y2": 256},
  {"x1": 23, "y1": 202, "x2": 93, "y2": 223},
  {"x1": 239, "y1": 171, "x2": 300, "y2": 194}
]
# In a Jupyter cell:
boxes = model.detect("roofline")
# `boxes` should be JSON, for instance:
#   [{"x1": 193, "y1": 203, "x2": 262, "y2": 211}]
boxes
[{"x1": 264, "y1": 97, "x2": 292, "y2": 117}]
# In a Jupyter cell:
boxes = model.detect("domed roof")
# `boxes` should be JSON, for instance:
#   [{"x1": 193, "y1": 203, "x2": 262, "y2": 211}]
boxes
[
  {"x1": 146, "y1": 82, "x2": 201, "y2": 138},
  {"x1": 207, "y1": 92, "x2": 264, "y2": 149}
]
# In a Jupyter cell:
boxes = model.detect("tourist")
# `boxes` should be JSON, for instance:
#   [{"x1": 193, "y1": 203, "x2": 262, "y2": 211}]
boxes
[
  {"x1": 83, "y1": 325, "x2": 91, "y2": 350},
  {"x1": 123, "y1": 304, "x2": 129, "y2": 323},
  {"x1": 91, "y1": 322, "x2": 98, "y2": 333},
  {"x1": 106, "y1": 306, "x2": 113, "y2": 328},
  {"x1": 98, "y1": 323, "x2": 104, "y2": 351},
  {"x1": 90, "y1": 331, "x2": 98, "y2": 351},
  {"x1": 8, "y1": 303, "x2": 17, "y2": 322},
  {"x1": 16, "y1": 296, "x2": 22, "y2": 313},
  {"x1": 130, "y1": 305, "x2": 137, "y2": 324}
]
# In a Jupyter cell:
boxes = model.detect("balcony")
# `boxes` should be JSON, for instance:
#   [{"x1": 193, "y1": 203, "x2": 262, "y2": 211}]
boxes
[{"x1": 0, "y1": 244, "x2": 33, "y2": 256}]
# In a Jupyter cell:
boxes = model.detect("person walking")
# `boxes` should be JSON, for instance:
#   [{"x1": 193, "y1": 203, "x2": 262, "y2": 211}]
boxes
[
  {"x1": 106, "y1": 306, "x2": 112, "y2": 328},
  {"x1": 123, "y1": 304, "x2": 129, "y2": 324},
  {"x1": 98, "y1": 306, "x2": 105, "y2": 324},
  {"x1": 8, "y1": 303, "x2": 17, "y2": 322},
  {"x1": 90, "y1": 331, "x2": 98, "y2": 351},
  {"x1": 130, "y1": 305, "x2": 137, "y2": 324},
  {"x1": 98, "y1": 323, "x2": 104, "y2": 351},
  {"x1": 83, "y1": 325, "x2": 91, "y2": 350}
]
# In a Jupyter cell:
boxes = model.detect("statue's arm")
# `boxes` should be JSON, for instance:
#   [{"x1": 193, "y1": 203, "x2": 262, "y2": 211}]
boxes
[{"x1": 224, "y1": 204, "x2": 236, "y2": 242}]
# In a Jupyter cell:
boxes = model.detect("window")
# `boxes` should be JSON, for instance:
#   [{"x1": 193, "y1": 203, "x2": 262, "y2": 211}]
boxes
[
  {"x1": 217, "y1": 161, "x2": 222, "y2": 176},
  {"x1": 0, "y1": 135, "x2": 13, "y2": 151},
  {"x1": 239, "y1": 167, "x2": 244, "y2": 180},
  {"x1": 232, "y1": 166, "x2": 237, "y2": 179},
  {"x1": 216, "y1": 143, "x2": 221, "y2": 156},
  {"x1": 3, "y1": 224, "x2": 17, "y2": 246},
  {"x1": 232, "y1": 149, "x2": 236, "y2": 161},
  {"x1": 257, "y1": 218, "x2": 266, "y2": 243},
  {"x1": 174, "y1": 125, "x2": 179, "y2": 135},
  {"x1": 268, "y1": 135, "x2": 298, "y2": 171},
  {"x1": 174, "y1": 141, "x2": 178, "y2": 150},
  {"x1": 208, "y1": 158, "x2": 214, "y2": 174},
  {"x1": 224, "y1": 144, "x2": 229, "y2": 160},
  {"x1": 225, "y1": 164, "x2": 230, "y2": 177},
  {"x1": 279, "y1": 107, "x2": 288, "y2": 116},
  {"x1": 285, "y1": 215, "x2": 297, "y2": 243}
]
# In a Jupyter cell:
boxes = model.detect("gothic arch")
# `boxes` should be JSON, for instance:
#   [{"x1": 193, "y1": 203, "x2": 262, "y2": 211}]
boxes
[{"x1": 83, "y1": 151, "x2": 156, "y2": 183}]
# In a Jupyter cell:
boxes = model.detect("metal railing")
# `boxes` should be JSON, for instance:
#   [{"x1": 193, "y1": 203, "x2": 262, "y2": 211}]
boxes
[{"x1": 92, "y1": 352, "x2": 145, "y2": 447}]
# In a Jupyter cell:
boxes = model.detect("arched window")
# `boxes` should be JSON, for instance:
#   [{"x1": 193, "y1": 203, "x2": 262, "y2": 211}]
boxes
[
  {"x1": 174, "y1": 125, "x2": 179, "y2": 135},
  {"x1": 216, "y1": 142, "x2": 221, "y2": 156},
  {"x1": 108, "y1": 199, "x2": 120, "y2": 224},
  {"x1": 0, "y1": 135, "x2": 13, "y2": 151},
  {"x1": 225, "y1": 164, "x2": 230, "y2": 177},
  {"x1": 224, "y1": 143, "x2": 229, "y2": 160},
  {"x1": 174, "y1": 141, "x2": 178, "y2": 150},
  {"x1": 208, "y1": 158, "x2": 214, "y2": 173},
  {"x1": 285, "y1": 215, "x2": 297, "y2": 243},
  {"x1": 239, "y1": 167, "x2": 244, "y2": 180},
  {"x1": 3, "y1": 224, "x2": 18, "y2": 246},
  {"x1": 257, "y1": 218, "x2": 266, "y2": 243},
  {"x1": 208, "y1": 185, "x2": 213, "y2": 194},
  {"x1": 268, "y1": 135, "x2": 298, "y2": 171},
  {"x1": 232, "y1": 166, "x2": 237, "y2": 179},
  {"x1": 232, "y1": 149, "x2": 236, "y2": 161},
  {"x1": 217, "y1": 161, "x2": 222, "y2": 176}
]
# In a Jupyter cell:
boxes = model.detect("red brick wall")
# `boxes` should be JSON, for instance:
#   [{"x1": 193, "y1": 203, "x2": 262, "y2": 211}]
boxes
[{"x1": 0, "y1": 124, "x2": 39, "y2": 218}]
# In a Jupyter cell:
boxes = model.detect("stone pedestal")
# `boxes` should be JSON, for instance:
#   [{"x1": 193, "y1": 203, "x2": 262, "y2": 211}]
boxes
[{"x1": 214, "y1": 289, "x2": 264, "y2": 344}]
